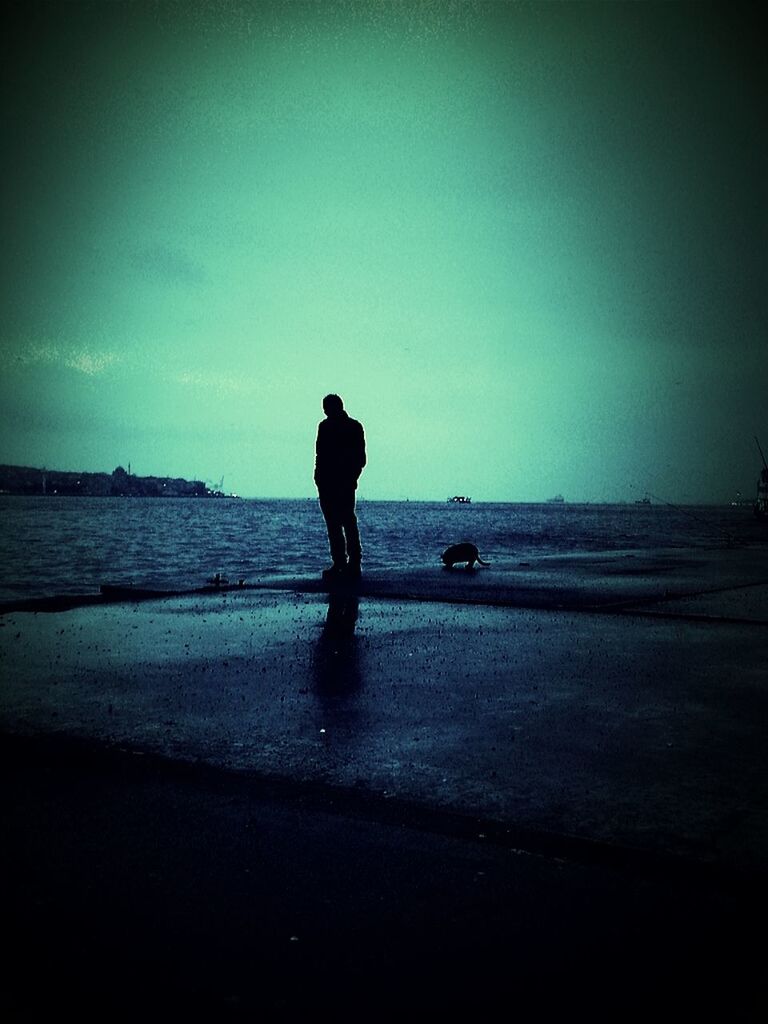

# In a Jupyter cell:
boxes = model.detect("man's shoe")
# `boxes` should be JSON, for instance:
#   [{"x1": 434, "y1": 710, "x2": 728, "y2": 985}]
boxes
[{"x1": 322, "y1": 563, "x2": 347, "y2": 582}]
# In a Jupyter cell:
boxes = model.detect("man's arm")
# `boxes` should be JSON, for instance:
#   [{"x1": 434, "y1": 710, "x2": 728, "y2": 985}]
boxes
[
  {"x1": 313, "y1": 424, "x2": 323, "y2": 487},
  {"x1": 355, "y1": 422, "x2": 366, "y2": 478}
]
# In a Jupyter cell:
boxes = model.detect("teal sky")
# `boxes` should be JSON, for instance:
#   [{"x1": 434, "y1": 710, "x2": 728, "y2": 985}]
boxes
[{"x1": 1, "y1": 0, "x2": 765, "y2": 502}]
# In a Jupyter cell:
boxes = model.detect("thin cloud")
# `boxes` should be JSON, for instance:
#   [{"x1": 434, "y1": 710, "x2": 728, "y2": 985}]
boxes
[
  {"x1": 13, "y1": 344, "x2": 122, "y2": 376},
  {"x1": 174, "y1": 369, "x2": 254, "y2": 397}
]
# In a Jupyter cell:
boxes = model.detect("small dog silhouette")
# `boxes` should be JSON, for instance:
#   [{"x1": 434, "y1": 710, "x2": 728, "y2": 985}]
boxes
[{"x1": 441, "y1": 543, "x2": 490, "y2": 570}]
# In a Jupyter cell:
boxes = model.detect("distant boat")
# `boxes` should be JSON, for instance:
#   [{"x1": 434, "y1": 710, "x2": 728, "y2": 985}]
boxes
[
  {"x1": 634, "y1": 497, "x2": 651, "y2": 505},
  {"x1": 447, "y1": 495, "x2": 471, "y2": 503},
  {"x1": 546, "y1": 494, "x2": 565, "y2": 504}
]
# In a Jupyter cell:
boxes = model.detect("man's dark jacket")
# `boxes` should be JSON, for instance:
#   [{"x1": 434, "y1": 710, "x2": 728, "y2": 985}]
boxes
[{"x1": 314, "y1": 412, "x2": 366, "y2": 491}]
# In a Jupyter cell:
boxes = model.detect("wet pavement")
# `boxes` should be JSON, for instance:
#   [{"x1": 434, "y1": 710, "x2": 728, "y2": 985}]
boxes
[{"x1": 2, "y1": 543, "x2": 767, "y2": 1018}]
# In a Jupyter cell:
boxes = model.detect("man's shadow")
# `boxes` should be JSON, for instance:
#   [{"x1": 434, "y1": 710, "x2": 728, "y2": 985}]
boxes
[{"x1": 311, "y1": 591, "x2": 361, "y2": 696}]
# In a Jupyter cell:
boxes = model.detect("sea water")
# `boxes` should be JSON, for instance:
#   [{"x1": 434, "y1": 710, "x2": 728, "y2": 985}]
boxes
[{"x1": 0, "y1": 495, "x2": 761, "y2": 603}]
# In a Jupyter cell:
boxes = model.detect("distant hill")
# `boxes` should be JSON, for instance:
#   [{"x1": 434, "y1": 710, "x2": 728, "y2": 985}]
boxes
[{"x1": 0, "y1": 464, "x2": 219, "y2": 498}]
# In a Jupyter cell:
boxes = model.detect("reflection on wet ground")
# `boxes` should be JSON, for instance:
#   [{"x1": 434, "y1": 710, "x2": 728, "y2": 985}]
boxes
[{"x1": 311, "y1": 592, "x2": 361, "y2": 695}]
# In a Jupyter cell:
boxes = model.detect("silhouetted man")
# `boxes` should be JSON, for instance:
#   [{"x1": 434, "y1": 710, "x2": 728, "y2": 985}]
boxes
[{"x1": 314, "y1": 394, "x2": 366, "y2": 581}]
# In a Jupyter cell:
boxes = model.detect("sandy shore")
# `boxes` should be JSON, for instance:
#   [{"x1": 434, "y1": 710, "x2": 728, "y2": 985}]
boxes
[{"x1": 2, "y1": 545, "x2": 767, "y2": 1019}]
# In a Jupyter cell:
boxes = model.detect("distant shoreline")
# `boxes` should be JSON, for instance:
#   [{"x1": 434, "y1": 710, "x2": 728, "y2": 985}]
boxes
[
  {"x1": 0, "y1": 463, "x2": 224, "y2": 498},
  {"x1": 0, "y1": 487, "x2": 743, "y2": 508}
]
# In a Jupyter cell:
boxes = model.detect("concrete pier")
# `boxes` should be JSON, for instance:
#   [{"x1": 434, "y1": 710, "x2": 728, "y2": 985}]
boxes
[{"x1": 2, "y1": 544, "x2": 766, "y2": 1019}]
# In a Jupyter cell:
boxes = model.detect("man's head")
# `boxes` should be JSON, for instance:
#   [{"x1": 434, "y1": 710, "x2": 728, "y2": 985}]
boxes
[{"x1": 322, "y1": 394, "x2": 344, "y2": 417}]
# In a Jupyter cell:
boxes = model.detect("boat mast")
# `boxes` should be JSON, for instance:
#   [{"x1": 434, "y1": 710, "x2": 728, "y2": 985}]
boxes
[{"x1": 756, "y1": 436, "x2": 768, "y2": 473}]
